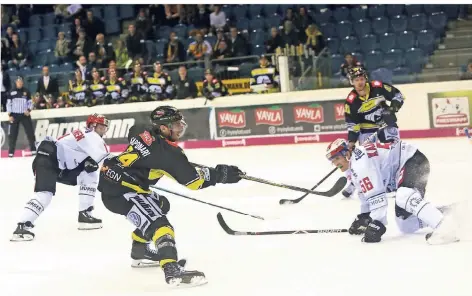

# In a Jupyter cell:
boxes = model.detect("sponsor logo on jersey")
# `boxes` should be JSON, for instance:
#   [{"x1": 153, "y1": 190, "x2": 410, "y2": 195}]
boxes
[
  {"x1": 254, "y1": 106, "x2": 283, "y2": 126},
  {"x1": 139, "y1": 131, "x2": 154, "y2": 146},
  {"x1": 334, "y1": 103, "x2": 345, "y2": 121},
  {"x1": 127, "y1": 211, "x2": 142, "y2": 227},
  {"x1": 103, "y1": 167, "x2": 122, "y2": 182},
  {"x1": 135, "y1": 196, "x2": 157, "y2": 218},
  {"x1": 217, "y1": 109, "x2": 246, "y2": 128},
  {"x1": 346, "y1": 93, "x2": 356, "y2": 103},
  {"x1": 371, "y1": 80, "x2": 383, "y2": 87},
  {"x1": 358, "y1": 96, "x2": 386, "y2": 113},
  {"x1": 34, "y1": 118, "x2": 135, "y2": 141},
  {"x1": 293, "y1": 104, "x2": 324, "y2": 124}
]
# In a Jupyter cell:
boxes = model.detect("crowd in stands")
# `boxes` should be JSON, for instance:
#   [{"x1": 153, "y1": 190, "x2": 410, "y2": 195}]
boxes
[{"x1": 1, "y1": 4, "x2": 472, "y2": 112}]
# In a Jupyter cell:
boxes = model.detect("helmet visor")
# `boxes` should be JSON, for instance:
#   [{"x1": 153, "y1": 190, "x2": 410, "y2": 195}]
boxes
[{"x1": 170, "y1": 119, "x2": 187, "y2": 139}]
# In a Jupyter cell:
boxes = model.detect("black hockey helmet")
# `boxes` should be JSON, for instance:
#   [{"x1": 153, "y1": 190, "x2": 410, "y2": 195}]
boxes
[
  {"x1": 150, "y1": 105, "x2": 187, "y2": 141},
  {"x1": 347, "y1": 66, "x2": 368, "y2": 84}
]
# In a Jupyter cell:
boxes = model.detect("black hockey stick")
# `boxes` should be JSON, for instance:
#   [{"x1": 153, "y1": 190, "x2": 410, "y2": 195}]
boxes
[
  {"x1": 151, "y1": 186, "x2": 264, "y2": 220},
  {"x1": 217, "y1": 212, "x2": 348, "y2": 236},
  {"x1": 190, "y1": 162, "x2": 341, "y2": 196},
  {"x1": 279, "y1": 167, "x2": 339, "y2": 205}
]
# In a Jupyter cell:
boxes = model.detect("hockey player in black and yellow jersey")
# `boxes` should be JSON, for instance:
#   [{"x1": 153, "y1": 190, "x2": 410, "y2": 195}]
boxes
[
  {"x1": 89, "y1": 68, "x2": 106, "y2": 106},
  {"x1": 146, "y1": 62, "x2": 173, "y2": 101},
  {"x1": 98, "y1": 105, "x2": 242, "y2": 287},
  {"x1": 104, "y1": 68, "x2": 129, "y2": 104},
  {"x1": 342, "y1": 66, "x2": 404, "y2": 199},
  {"x1": 250, "y1": 55, "x2": 280, "y2": 94},
  {"x1": 202, "y1": 69, "x2": 228, "y2": 100},
  {"x1": 128, "y1": 62, "x2": 148, "y2": 102},
  {"x1": 68, "y1": 69, "x2": 90, "y2": 106}
]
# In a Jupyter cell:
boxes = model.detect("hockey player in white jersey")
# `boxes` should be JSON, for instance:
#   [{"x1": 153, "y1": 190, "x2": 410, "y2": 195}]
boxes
[
  {"x1": 11, "y1": 114, "x2": 110, "y2": 242},
  {"x1": 325, "y1": 138, "x2": 458, "y2": 245}
]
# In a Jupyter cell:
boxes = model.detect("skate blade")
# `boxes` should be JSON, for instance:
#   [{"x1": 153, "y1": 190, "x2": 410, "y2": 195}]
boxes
[
  {"x1": 168, "y1": 276, "x2": 208, "y2": 288},
  {"x1": 131, "y1": 259, "x2": 160, "y2": 268},
  {"x1": 10, "y1": 234, "x2": 34, "y2": 242},
  {"x1": 78, "y1": 223, "x2": 103, "y2": 230}
]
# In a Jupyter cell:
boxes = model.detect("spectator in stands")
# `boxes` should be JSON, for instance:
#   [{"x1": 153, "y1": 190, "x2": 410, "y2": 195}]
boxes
[
  {"x1": 126, "y1": 24, "x2": 145, "y2": 60},
  {"x1": 87, "y1": 52, "x2": 99, "y2": 72},
  {"x1": 281, "y1": 20, "x2": 299, "y2": 47},
  {"x1": 460, "y1": 60, "x2": 472, "y2": 80},
  {"x1": 10, "y1": 5, "x2": 30, "y2": 28},
  {"x1": 340, "y1": 53, "x2": 363, "y2": 78},
  {"x1": 213, "y1": 28, "x2": 230, "y2": 59},
  {"x1": 281, "y1": 8, "x2": 296, "y2": 26},
  {"x1": 193, "y1": 4, "x2": 211, "y2": 35},
  {"x1": 174, "y1": 65, "x2": 198, "y2": 100},
  {"x1": 54, "y1": 31, "x2": 71, "y2": 64},
  {"x1": 135, "y1": 8, "x2": 153, "y2": 39},
  {"x1": 1, "y1": 65, "x2": 10, "y2": 112},
  {"x1": 95, "y1": 33, "x2": 115, "y2": 67},
  {"x1": 73, "y1": 29, "x2": 93, "y2": 60},
  {"x1": 303, "y1": 24, "x2": 324, "y2": 55},
  {"x1": 8, "y1": 33, "x2": 28, "y2": 69},
  {"x1": 1, "y1": 39, "x2": 9, "y2": 66},
  {"x1": 164, "y1": 4, "x2": 183, "y2": 26},
  {"x1": 83, "y1": 10, "x2": 104, "y2": 40},
  {"x1": 35, "y1": 66, "x2": 59, "y2": 108},
  {"x1": 75, "y1": 55, "x2": 88, "y2": 80},
  {"x1": 164, "y1": 31, "x2": 186, "y2": 63},
  {"x1": 266, "y1": 27, "x2": 284, "y2": 54},
  {"x1": 114, "y1": 40, "x2": 130, "y2": 69},
  {"x1": 210, "y1": 5, "x2": 226, "y2": 33},
  {"x1": 1, "y1": 5, "x2": 11, "y2": 28},
  {"x1": 228, "y1": 26, "x2": 248, "y2": 57},
  {"x1": 5, "y1": 26, "x2": 14, "y2": 46},
  {"x1": 54, "y1": 4, "x2": 69, "y2": 24},
  {"x1": 295, "y1": 7, "x2": 313, "y2": 33},
  {"x1": 202, "y1": 68, "x2": 228, "y2": 100},
  {"x1": 72, "y1": 17, "x2": 84, "y2": 41},
  {"x1": 66, "y1": 4, "x2": 83, "y2": 20},
  {"x1": 187, "y1": 30, "x2": 212, "y2": 61},
  {"x1": 149, "y1": 4, "x2": 165, "y2": 26}
]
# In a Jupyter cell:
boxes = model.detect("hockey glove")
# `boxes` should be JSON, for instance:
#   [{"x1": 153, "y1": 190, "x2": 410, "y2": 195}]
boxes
[
  {"x1": 150, "y1": 191, "x2": 170, "y2": 215},
  {"x1": 84, "y1": 157, "x2": 99, "y2": 173},
  {"x1": 362, "y1": 220, "x2": 386, "y2": 243},
  {"x1": 349, "y1": 212, "x2": 372, "y2": 235},
  {"x1": 214, "y1": 164, "x2": 243, "y2": 184}
]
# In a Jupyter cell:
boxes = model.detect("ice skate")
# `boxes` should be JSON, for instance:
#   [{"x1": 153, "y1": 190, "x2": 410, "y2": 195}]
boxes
[
  {"x1": 426, "y1": 209, "x2": 460, "y2": 245},
  {"x1": 78, "y1": 206, "x2": 102, "y2": 230},
  {"x1": 162, "y1": 261, "x2": 207, "y2": 287},
  {"x1": 10, "y1": 222, "x2": 35, "y2": 242},
  {"x1": 130, "y1": 241, "x2": 187, "y2": 268}
]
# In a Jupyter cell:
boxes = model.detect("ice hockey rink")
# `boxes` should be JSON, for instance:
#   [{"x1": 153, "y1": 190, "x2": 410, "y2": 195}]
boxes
[{"x1": 0, "y1": 137, "x2": 471, "y2": 296}]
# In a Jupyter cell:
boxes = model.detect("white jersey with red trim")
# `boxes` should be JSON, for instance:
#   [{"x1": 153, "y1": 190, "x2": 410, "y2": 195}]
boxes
[
  {"x1": 349, "y1": 140, "x2": 417, "y2": 223},
  {"x1": 55, "y1": 128, "x2": 109, "y2": 170}
]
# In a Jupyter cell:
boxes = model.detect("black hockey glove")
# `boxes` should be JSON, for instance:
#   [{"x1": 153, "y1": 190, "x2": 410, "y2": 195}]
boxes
[
  {"x1": 214, "y1": 164, "x2": 243, "y2": 184},
  {"x1": 349, "y1": 212, "x2": 372, "y2": 235},
  {"x1": 150, "y1": 191, "x2": 170, "y2": 215},
  {"x1": 84, "y1": 157, "x2": 99, "y2": 173},
  {"x1": 362, "y1": 220, "x2": 386, "y2": 243}
]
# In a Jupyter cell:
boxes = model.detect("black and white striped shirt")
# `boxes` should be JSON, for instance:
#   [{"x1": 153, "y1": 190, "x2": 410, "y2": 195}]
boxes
[{"x1": 6, "y1": 88, "x2": 33, "y2": 114}]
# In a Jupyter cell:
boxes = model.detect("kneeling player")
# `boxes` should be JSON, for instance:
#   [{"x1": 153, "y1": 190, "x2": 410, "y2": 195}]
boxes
[
  {"x1": 325, "y1": 138, "x2": 459, "y2": 245},
  {"x1": 11, "y1": 114, "x2": 110, "y2": 242},
  {"x1": 98, "y1": 106, "x2": 243, "y2": 287}
]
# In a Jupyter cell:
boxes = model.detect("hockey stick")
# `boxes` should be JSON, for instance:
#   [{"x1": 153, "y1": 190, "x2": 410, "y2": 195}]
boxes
[
  {"x1": 150, "y1": 186, "x2": 264, "y2": 220},
  {"x1": 279, "y1": 167, "x2": 339, "y2": 205},
  {"x1": 190, "y1": 162, "x2": 343, "y2": 196},
  {"x1": 464, "y1": 128, "x2": 471, "y2": 140},
  {"x1": 217, "y1": 212, "x2": 348, "y2": 236}
]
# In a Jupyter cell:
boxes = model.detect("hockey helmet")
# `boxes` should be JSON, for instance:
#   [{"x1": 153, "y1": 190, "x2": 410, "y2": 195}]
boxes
[
  {"x1": 326, "y1": 138, "x2": 349, "y2": 161},
  {"x1": 150, "y1": 105, "x2": 187, "y2": 140},
  {"x1": 348, "y1": 66, "x2": 368, "y2": 84},
  {"x1": 86, "y1": 113, "x2": 109, "y2": 128}
]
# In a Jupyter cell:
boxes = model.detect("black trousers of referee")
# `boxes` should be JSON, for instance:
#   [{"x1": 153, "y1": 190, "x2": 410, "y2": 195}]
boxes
[{"x1": 8, "y1": 113, "x2": 36, "y2": 155}]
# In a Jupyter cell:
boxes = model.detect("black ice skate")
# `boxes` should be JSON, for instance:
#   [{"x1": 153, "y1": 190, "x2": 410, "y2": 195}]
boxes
[
  {"x1": 131, "y1": 241, "x2": 187, "y2": 268},
  {"x1": 10, "y1": 222, "x2": 35, "y2": 242},
  {"x1": 78, "y1": 206, "x2": 102, "y2": 230},
  {"x1": 162, "y1": 261, "x2": 207, "y2": 287}
]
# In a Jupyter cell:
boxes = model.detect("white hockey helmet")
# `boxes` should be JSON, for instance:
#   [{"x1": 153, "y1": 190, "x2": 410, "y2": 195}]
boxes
[{"x1": 326, "y1": 138, "x2": 349, "y2": 161}]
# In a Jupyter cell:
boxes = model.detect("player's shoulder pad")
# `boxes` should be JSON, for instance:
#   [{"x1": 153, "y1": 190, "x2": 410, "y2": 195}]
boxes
[
  {"x1": 370, "y1": 80, "x2": 383, "y2": 88},
  {"x1": 346, "y1": 91, "x2": 357, "y2": 104}
]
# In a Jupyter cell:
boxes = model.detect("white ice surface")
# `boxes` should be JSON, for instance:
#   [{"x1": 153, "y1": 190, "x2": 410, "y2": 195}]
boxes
[{"x1": 0, "y1": 138, "x2": 471, "y2": 296}]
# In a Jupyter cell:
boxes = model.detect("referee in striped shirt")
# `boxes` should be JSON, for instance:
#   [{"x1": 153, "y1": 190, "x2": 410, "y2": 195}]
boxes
[{"x1": 6, "y1": 77, "x2": 37, "y2": 157}]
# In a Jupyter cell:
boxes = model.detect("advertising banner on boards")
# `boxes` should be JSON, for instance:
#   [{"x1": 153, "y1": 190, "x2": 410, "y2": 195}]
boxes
[
  {"x1": 214, "y1": 100, "x2": 346, "y2": 138},
  {"x1": 428, "y1": 90, "x2": 472, "y2": 128}
]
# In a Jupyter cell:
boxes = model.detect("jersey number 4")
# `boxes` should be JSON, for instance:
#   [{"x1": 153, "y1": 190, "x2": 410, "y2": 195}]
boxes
[
  {"x1": 117, "y1": 146, "x2": 140, "y2": 167},
  {"x1": 359, "y1": 177, "x2": 373, "y2": 193}
]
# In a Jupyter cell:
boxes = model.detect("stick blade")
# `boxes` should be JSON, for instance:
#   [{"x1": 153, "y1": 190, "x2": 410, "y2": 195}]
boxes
[
  {"x1": 319, "y1": 176, "x2": 348, "y2": 197},
  {"x1": 217, "y1": 212, "x2": 236, "y2": 235}
]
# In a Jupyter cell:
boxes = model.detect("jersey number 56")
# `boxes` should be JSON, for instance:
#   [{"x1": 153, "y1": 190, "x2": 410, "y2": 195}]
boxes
[{"x1": 359, "y1": 177, "x2": 373, "y2": 193}]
